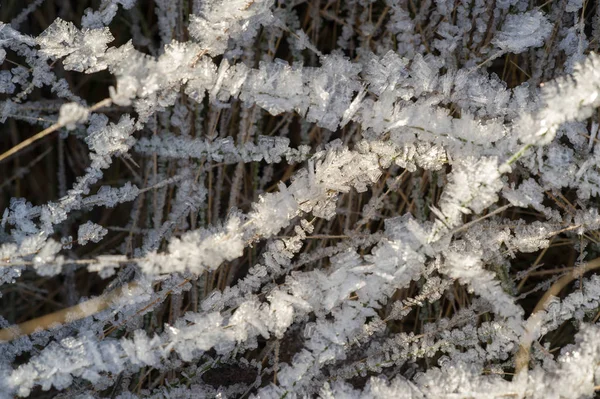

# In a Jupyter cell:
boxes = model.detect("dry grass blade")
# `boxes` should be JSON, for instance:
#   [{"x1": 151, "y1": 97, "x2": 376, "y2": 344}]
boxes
[
  {"x1": 515, "y1": 256, "x2": 600, "y2": 373},
  {"x1": 0, "y1": 281, "x2": 136, "y2": 342},
  {"x1": 0, "y1": 98, "x2": 112, "y2": 163}
]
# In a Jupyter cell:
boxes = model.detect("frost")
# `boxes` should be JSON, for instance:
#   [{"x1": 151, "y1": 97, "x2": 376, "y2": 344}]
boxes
[
  {"x1": 434, "y1": 156, "x2": 503, "y2": 230},
  {"x1": 140, "y1": 216, "x2": 245, "y2": 275},
  {"x1": 32, "y1": 240, "x2": 63, "y2": 277},
  {"x1": 37, "y1": 19, "x2": 114, "y2": 73},
  {"x1": 517, "y1": 53, "x2": 600, "y2": 144},
  {"x1": 239, "y1": 60, "x2": 307, "y2": 116},
  {"x1": 85, "y1": 182, "x2": 140, "y2": 208},
  {"x1": 251, "y1": 183, "x2": 299, "y2": 237},
  {"x1": 87, "y1": 255, "x2": 126, "y2": 278},
  {"x1": 494, "y1": 11, "x2": 552, "y2": 53},
  {"x1": 77, "y1": 221, "x2": 108, "y2": 245},
  {"x1": 85, "y1": 115, "x2": 136, "y2": 156},
  {"x1": 188, "y1": 0, "x2": 275, "y2": 56},
  {"x1": 58, "y1": 102, "x2": 89, "y2": 130},
  {"x1": 0, "y1": 71, "x2": 15, "y2": 94},
  {"x1": 503, "y1": 178, "x2": 544, "y2": 209}
]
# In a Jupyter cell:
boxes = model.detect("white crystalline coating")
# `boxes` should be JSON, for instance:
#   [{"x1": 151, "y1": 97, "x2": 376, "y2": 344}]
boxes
[
  {"x1": 36, "y1": 18, "x2": 114, "y2": 73},
  {"x1": 83, "y1": 182, "x2": 140, "y2": 208},
  {"x1": 516, "y1": 53, "x2": 600, "y2": 145},
  {"x1": 85, "y1": 115, "x2": 136, "y2": 156},
  {"x1": 80, "y1": 0, "x2": 136, "y2": 29},
  {"x1": 291, "y1": 29, "x2": 321, "y2": 55},
  {"x1": 510, "y1": 220, "x2": 552, "y2": 253},
  {"x1": 503, "y1": 178, "x2": 545, "y2": 209},
  {"x1": 77, "y1": 221, "x2": 108, "y2": 245},
  {"x1": 436, "y1": 156, "x2": 503, "y2": 228},
  {"x1": 32, "y1": 239, "x2": 63, "y2": 276},
  {"x1": 239, "y1": 60, "x2": 308, "y2": 116},
  {"x1": 566, "y1": 0, "x2": 584, "y2": 12},
  {"x1": 442, "y1": 250, "x2": 523, "y2": 321},
  {"x1": 493, "y1": 11, "x2": 552, "y2": 54},
  {"x1": 0, "y1": 70, "x2": 15, "y2": 94},
  {"x1": 140, "y1": 216, "x2": 245, "y2": 275},
  {"x1": 81, "y1": 3, "x2": 118, "y2": 29},
  {"x1": 251, "y1": 183, "x2": 299, "y2": 237},
  {"x1": 36, "y1": 19, "x2": 80, "y2": 58},
  {"x1": 58, "y1": 102, "x2": 89, "y2": 130},
  {"x1": 188, "y1": 0, "x2": 275, "y2": 56},
  {"x1": 87, "y1": 255, "x2": 126, "y2": 278},
  {"x1": 134, "y1": 134, "x2": 309, "y2": 164},
  {"x1": 304, "y1": 53, "x2": 363, "y2": 131}
]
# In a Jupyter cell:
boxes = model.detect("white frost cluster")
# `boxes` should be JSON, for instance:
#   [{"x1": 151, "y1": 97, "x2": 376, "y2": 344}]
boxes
[
  {"x1": 36, "y1": 19, "x2": 114, "y2": 73},
  {"x1": 77, "y1": 221, "x2": 108, "y2": 246},
  {"x1": 188, "y1": 0, "x2": 275, "y2": 56},
  {"x1": 493, "y1": 11, "x2": 552, "y2": 54},
  {"x1": 58, "y1": 102, "x2": 89, "y2": 130}
]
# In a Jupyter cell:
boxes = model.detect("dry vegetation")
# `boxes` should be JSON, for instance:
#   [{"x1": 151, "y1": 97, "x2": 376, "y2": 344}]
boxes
[{"x1": 1, "y1": 0, "x2": 600, "y2": 397}]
